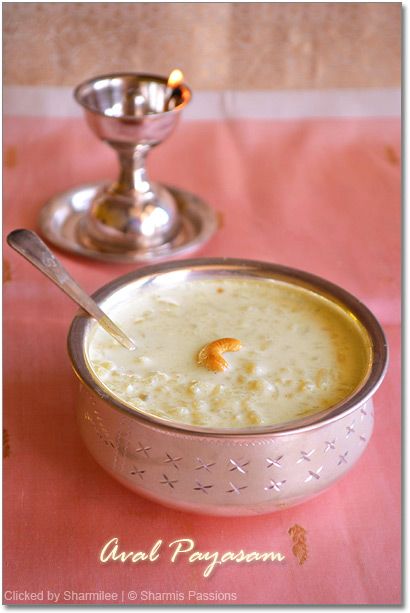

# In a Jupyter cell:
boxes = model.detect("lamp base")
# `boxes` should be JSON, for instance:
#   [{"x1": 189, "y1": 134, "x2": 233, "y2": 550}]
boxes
[{"x1": 38, "y1": 183, "x2": 218, "y2": 263}]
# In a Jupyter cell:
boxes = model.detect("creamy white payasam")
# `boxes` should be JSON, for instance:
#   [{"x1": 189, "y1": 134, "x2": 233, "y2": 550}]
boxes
[{"x1": 87, "y1": 277, "x2": 371, "y2": 429}]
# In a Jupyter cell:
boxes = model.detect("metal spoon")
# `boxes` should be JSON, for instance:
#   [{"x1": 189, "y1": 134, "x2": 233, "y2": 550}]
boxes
[{"x1": 7, "y1": 229, "x2": 136, "y2": 351}]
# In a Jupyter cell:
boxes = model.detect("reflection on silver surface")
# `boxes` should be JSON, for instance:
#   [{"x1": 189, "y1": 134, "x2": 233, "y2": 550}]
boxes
[{"x1": 39, "y1": 183, "x2": 218, "y2": 263}]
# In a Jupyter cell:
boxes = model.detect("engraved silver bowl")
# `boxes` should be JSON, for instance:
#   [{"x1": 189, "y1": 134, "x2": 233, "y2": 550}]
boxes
[{"x1": 67, "y1": 259, "x2": 388, "y2": 516}]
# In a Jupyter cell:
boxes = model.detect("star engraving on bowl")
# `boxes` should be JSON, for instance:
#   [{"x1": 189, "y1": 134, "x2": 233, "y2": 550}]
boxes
[
  {"x1": 227, "y1": 482, "x2": 247, "y2": 495},
  {"x1": 297, "y1": 449, "x2": 315, "y2": 463},
  {"x1": 195, "y1": 458, "x2": 216, "y2": 472},
  {"x1": 193, "y1": 481, "x2": 213, "y2": 494},
  {"x1": 229, "y1": 458, "x2": 249, "y2": 474},
  {"x1": 324, "y1": 439, "x2": 336, "y2": 452},
  {"x1": 338, "y1": 451, "x2": 349, "y2": 465},
  {"x1": 163, "y1": 453, "x2": 182, "y2": 469},
  {"x1": 264, "y1": 479, "x2": 287, "y2": 492},
  {"x1": 135, "y1": 442, "x2": 151, "y2": 457},
  {"x1": 266, "y1": 455, "x2": 284, "y2": 468},
  {"x1": 160, "y1": 474, "x2": 178, "y2": 489},
  {"x1": 130, "y1": 466, "x2": 146, "y2": 480},
  {"x1": 359, "y1": 434, "x2": 367, "y2": 443},
  {"x1": 346, "y1": 423, "x2": 355, "y2": 438},
  {"x1": 304, "y1": 467, "x2": 323, "y2": 482}
]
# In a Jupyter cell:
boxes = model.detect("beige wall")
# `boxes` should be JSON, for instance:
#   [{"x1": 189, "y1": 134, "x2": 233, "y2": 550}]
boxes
[{"x1": 3, "y1": 2, "x2": 401, "y2": 90}]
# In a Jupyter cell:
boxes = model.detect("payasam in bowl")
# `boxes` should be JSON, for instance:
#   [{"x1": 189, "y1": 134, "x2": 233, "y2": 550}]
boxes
[{"x1": 68, "y1": 258, "x2": 387, "y2": 515}]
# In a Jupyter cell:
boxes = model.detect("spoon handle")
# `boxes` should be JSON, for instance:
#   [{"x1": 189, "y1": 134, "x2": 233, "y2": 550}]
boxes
[{"x1": 7, "y1": 229, "x2": 136, "y2": 351}]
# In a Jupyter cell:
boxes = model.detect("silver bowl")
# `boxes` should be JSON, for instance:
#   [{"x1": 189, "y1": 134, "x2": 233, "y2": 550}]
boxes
[{"x1": 68, "y1": 259, "x2": 388, "y2": 516}]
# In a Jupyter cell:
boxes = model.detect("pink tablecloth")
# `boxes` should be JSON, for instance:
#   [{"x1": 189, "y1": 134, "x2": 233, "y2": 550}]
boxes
[{"x1": 3, "y1": 115, "x2": 401, "y2": 605}]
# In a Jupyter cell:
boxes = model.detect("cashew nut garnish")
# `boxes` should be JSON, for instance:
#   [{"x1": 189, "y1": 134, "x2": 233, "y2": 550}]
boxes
[{"x1": 197, "y1": 338, "x2": 242, "y2": 372}]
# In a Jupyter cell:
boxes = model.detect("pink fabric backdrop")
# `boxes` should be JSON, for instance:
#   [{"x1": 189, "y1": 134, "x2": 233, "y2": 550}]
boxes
[{"x1": 3, "y1": 114, "x2": 400, "y2": 605}]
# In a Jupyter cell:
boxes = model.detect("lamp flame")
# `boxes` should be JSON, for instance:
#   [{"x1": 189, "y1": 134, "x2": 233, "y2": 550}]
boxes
[{"x1": 167, "y1": 69, "x2": 184, "y2": 89}]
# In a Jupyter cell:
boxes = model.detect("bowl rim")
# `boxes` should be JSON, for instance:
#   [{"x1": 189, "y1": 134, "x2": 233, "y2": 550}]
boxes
[
  {"x1": 73, "y1": 71, "x2": 192, "y2": 119},
  {"x1": 67, "y1": 257, "x2": 388, "y2": 438}
]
